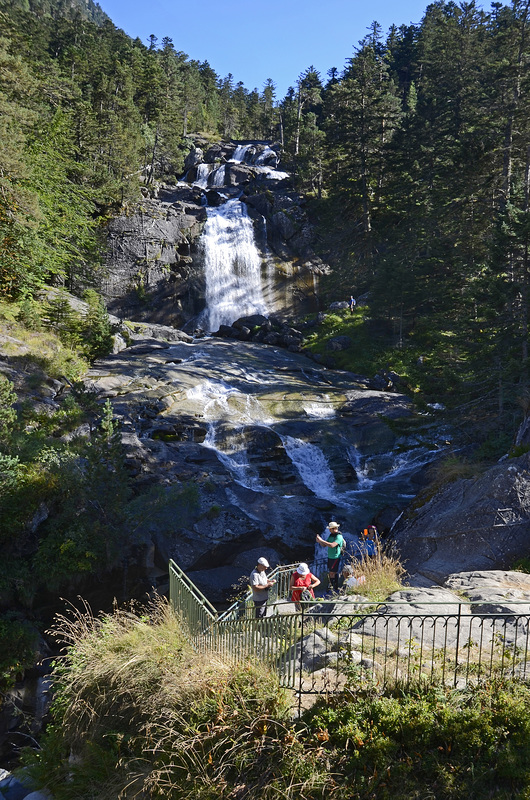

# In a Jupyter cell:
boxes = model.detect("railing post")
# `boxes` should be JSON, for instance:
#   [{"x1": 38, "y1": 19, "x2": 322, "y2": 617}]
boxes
[
  {"x1": 298, "y1": 605, "x2": 305, "y2": 716},
  {"x1": 454, "y1": 602, "x2": 462, "y2": 687}
]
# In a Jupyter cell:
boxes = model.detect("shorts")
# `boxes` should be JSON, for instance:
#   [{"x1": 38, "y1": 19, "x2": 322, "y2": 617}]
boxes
[{"x1": 328, "y1": 558, "x2": 341, "y2": 574}]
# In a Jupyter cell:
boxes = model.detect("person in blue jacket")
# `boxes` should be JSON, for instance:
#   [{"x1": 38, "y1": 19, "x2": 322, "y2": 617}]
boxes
[{"x1": 357, "y1": 525, "x2": 378, "y2": 557}]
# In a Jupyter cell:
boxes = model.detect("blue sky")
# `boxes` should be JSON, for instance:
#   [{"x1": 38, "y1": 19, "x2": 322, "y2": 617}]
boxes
[{"x1": 98, "y1": 0, "x2": 455, "y2": 98}]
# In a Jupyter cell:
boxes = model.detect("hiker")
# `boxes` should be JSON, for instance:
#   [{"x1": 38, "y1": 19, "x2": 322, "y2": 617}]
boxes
[
  {"x1": 356, "y1": 525, "x2": 378, "y2": 557},
  {"x1": 348, "y1": 295, "x2": 356, "y2": 314},
  {"x1": 290, "y1": 563, "x2": 321, "y2": 611},
  {"x1": 249, "y1": 557, "x2": 276, "y2": 619},
  {"x1": 341, "y1": 564, "x2": 366, "y2": 591},
  {"x1": 316, "y1": 521, "x2": 345, "y2": 592}
]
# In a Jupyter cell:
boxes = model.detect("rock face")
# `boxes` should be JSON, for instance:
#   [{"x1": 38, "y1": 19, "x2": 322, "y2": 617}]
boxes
[
  {"x1": 101, "y1": 187, "x2": 207, "y2": 326},
  {"x1": 100, "y1": 139, "x2": 329, "y2": 328},
  {"x1": 392, "y1": 455, "x2": 530, "y2": 584}
]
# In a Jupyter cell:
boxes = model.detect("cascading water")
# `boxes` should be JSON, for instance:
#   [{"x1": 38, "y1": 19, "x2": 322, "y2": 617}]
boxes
[
  {"x1": 193, "y1": 163, "x2": 211, "y2": 188},
  {"x1": 198, "y1": 199, "x2": 268, "y2": 331},
  {"x1": 186, "y1": 379, "x2": 274, "y2": 491},
  {"x1": 254, "y1": 146, "x2": 277, "y2": 165},
  {"x1": 210, "y1": 165, "x2": 226, "y2": 187},
  {"x1": 230, "y1": 144, "x2": 252, "y2": 163},
  {"x1": 279, "y1": 434, "x2": 338, "y2": 501}
]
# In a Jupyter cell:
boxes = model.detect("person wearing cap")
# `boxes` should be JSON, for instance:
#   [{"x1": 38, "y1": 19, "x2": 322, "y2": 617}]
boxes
[
  {"x1": 289, "y1": 563, "x2": 321, "y2": 611},
  {"x1": 249, "y1": 557, "x2": 276, "y2": 619},
  {"x1": 316, "y1": 521, "x2": 345, "y2": 592}
]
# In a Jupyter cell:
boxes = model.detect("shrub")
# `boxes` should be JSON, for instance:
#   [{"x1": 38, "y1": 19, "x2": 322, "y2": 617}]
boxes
[
  {"x1": 22, "y1": 597, "x2": 291, "y2": 799},
  {"x1": 0, "y1": 615, "x2": 37, "y2": 691}
]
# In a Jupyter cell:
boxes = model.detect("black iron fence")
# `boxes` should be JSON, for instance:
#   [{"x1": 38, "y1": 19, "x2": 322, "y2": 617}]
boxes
[{"x1": 169, "y1": 560, "x2": 530, "y2": 704}]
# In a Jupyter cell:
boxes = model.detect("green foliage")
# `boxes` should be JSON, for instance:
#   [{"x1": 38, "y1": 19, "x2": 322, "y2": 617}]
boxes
[
  {"x1": 20, "y1": 600, "x2": 530, "y2": 800},
  {"x1": 301, "y1": 682, "x2": 530, "y2": 799},
  {"x1": 0, "y1": 375, "x2": 17, "y2": 445},
  {"x1": 42, "y1": 291, "x2": 113, "y2": 361},
  {"x1": 34, "y1": 400, "x2": 131, "y2": 590},
  {"x1": 512, "y1": 559, "x2": 530, "y2": 578},
  {"x1": 0, "y1": 614, "x2": 37, "y2": 690},
  {"x1": 21, "y1": 598, "x2": 290, "y2": 799},
  {"x1": 204, "y1": 503, "x2": 221, "y2": 519}
]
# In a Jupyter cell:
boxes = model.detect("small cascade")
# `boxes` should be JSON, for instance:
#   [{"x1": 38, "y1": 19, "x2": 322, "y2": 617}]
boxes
[
  {"x1": 230, "y1": 144, "x2": 252, "y2": 163},
  {"x1": 186, "y1": 379, "x2": 273, "y2": 490},
  {"x1": 347, "y1": 446, "x2": 375, "y2": 490},
  {"x1": 193, "y1": 163, "x2": 211, "y2": 188},
  {"x1": 302, "y1": 394, "x2": 336, "y2": 418},
  {"x1": 202, "y1": 425, "x2": 265, "y2": 491},
  {"x1": 279, "y1": 434, "x2": 338, "y2": 501},
  {"x1": 210, "y1": 165, "x2": 226, "y2": 187},
  {"x1": 254, "y1": 146, "x2": 277, "y2": 165},
  {"x1": 199, "y1": 199, "x2": 268, "y2": 331}
]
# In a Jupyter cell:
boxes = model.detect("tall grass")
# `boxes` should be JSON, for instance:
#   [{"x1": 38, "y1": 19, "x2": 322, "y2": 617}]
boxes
[
  {"x1": 20, "y1": 596, "x2": 530, "y2": 799},
  {"x1": 347, "y1": 538, "x2": 406, "y2": 602},
  {"x1": 23, "y1": 597, "x2": 294, "y2": 800}
]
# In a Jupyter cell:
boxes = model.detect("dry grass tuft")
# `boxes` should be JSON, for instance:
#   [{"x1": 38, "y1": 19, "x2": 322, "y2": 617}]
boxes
[
  {"x1": 29, "y1": 595, "x2": 293, "y2": 799},
  {"x1": 347, "y1": 539, "x2": 407, "y2": 602}
]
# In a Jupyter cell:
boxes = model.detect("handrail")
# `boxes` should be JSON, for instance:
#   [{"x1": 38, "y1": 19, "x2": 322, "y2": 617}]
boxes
[
  {"x1": 169, "y1": 557, "x2": 530, "y2": 703},
  {"x1": 169, "y1": 558, "x2": 218, "y2": 616},
  {"x1": 218, "y1": 563, "x2": 300, "y2": 622}
]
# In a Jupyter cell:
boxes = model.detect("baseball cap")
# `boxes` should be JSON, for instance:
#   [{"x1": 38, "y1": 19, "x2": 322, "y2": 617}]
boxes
[
  {"x1": 296, "y1": 562, "x2": 310, "y2": 575},
  {"x1": 328, "y1": 522, "x2": 339, "y2": 529},
  {"x1": 257, "y1": 557, "x2": 270, "y2": 567}
]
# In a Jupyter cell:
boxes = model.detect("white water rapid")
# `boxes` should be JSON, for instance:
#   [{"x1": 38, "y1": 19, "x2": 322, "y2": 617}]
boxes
[
  {"x1": 199, "y1": 199, "x2": 268, "y2": 331},
  {"x1": 193, "y1": 163, "x2": 211, "y2": 188}
]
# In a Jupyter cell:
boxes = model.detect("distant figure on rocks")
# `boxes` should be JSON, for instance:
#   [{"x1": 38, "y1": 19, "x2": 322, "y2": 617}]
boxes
[
  {"x1": 316, "y1": 521, "x2": 345, "y2": 592},
  {"x1": 249, "y1": 557, "x2": 275, "y2": 619},
  {"x1": 290, "y1": 563, "x2": 321, "y2": 611},
  {"x1": 348, "y1": 295, "x2": 356, "y2": 314}
]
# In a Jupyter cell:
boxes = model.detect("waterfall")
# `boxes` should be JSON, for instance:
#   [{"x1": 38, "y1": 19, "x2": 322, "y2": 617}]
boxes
[
  {"x1": 347, "y1": 445, "x2": 375, "y2": 490},
  {"x1": 279, "y1": 434, "x2": 337, "y2": 501},
  {"x1": 230, "y1": 144, "x2": 252, "y2": 163},
  {"x1": 193, "y1": 164, "x2": 211, "y2": 188},
  {"x1": 199, "y1": 199, "x2": 267, "y2": 331},
  {"x1": 254, "y1": 146, "x2": 277, "y2": 165},
  {"x1": 210, "y1": 165, "x2": 226, "y2": 187},
  {"x1": 202, "y1": 425, "x2": 265, "y2": 491}
]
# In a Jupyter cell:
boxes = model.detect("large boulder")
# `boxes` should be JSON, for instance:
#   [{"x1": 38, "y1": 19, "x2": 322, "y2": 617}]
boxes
[
  {"x1": 393, "y1": 452, "x2": 530, "y2": 584},
  {"x1": 184, "y1": 147, "x2": 203, "y2": 171}
]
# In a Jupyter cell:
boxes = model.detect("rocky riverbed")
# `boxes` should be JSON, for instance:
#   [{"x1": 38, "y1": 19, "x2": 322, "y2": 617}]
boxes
[{"x1": 84, "y1": 331, "x2": 443, "y2": 601}]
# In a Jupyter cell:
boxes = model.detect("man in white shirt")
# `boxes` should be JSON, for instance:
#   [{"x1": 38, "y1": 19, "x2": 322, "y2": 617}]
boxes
[{"x1": 249, "y1": 557, "x2": 275, "y2": 618}]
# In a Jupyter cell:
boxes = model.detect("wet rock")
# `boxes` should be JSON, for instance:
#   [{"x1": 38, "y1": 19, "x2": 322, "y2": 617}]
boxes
[
  {"x1": 101, "y1": 196, "x2": 207, "y2": 325},
  {"x1": 184, "y1": 146, "x2": 203, "y2": 171},
  {"x1": 204, "y1": 143, "x2": 224, "y2": 163},
  {"x1": 204, "y1": 189, "x2": 224, "y2": 206},
  {"x1": 232, "y1": 314, "x2": 269, "y2": 330}
]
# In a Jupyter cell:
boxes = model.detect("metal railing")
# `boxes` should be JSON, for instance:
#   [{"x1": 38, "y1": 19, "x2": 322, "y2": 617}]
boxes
[
  {"x1": 169, "y1": 560, "x2": 530, "y2": 699},
  {"x1": 169, "y1": 559, "x2": 217, "y2": 640},
  {"x1": 218, "y1": 562, "x2": 300, "y2": 621}
]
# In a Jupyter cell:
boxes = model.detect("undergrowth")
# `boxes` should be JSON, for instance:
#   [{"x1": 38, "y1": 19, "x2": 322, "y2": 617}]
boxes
[{"x1": 21, "y1": 597, "x2": 530, "y2": 799}]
